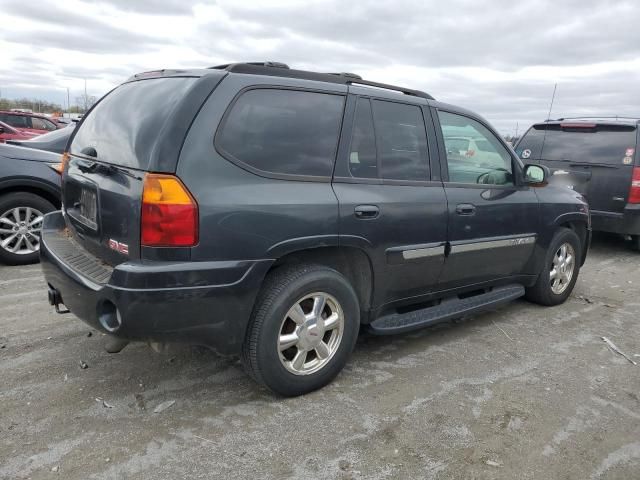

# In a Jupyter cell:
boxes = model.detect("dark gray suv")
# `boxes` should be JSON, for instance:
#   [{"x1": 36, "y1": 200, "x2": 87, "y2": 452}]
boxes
[{"x1": 40, "y1": 62, "x2": 590, "y2": 396}]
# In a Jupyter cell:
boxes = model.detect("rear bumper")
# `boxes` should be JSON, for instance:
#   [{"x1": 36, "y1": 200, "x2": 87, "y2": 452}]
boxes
[
  {"x1": 40, "y1": 211, "x2": 272, "y2": 355},
  {"x1": 591, "y1": 205, "x2": 640, "y2": 236}
]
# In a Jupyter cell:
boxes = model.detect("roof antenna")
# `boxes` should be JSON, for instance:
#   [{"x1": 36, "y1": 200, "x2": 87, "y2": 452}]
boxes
[{"x1": 540, "y1": 83, "x2": 558, "y2": 161}]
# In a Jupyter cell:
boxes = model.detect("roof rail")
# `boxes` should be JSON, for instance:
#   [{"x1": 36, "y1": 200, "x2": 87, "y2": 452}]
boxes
[
  {"x1": 346, "y1": 78, "x2": 434, "y2": 100},
  {"x1": 208, "y1": 62, "x2": 435, "y2": 100},
  {"x1": 326, "y1": 72, "x2": 363, "y2": 80},
  {"x1": 210, "y1": 61, "x2": 290, "y2": 70}
]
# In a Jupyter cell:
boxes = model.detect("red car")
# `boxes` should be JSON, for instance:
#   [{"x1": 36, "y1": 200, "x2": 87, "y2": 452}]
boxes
[
  {"x1": 0, "y1": 121, "x2": 38, "y2": 143},
  {"x1": 0, "y1": 111, "x2": 60, "y2": 134}
]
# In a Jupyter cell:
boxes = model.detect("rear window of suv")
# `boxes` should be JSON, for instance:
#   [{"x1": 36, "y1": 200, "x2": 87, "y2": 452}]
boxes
[
  {"x1": 216, "y1": 89, "x2": 345, "y2": 178},
  {"x1": 516, "y1": 124, "x2": 638, "y2": 165},
  {"x1": 70, "y1": 77, "x2": 197, "y2": 169}
]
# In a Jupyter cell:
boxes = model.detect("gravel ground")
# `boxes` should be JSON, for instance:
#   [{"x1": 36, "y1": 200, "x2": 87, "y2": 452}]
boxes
[{"x1": 1, "y1": 233, "x2": 639, "y2": 480}]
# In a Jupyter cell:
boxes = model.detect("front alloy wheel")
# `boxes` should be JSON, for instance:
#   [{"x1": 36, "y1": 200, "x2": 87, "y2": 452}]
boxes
[
  {"x1": 550, "y1": 243, "x2": 575, "y2": 295},
  {"x1": 0, "y1": 206, "x2": 44, "y2": 256},
  {"x1": 525, "y1": 227, "x2": 582, "y2": 306}
]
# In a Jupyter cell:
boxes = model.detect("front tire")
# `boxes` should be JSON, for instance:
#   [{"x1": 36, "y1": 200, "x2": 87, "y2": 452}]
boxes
[
  {"x1": 0, "y1": 193, "x2": 56, "y2": 265},
  {"x1": 242, "y1": 265, "x2": 360, "y2": 396},
  {"x1": 526, "y1": 227, "x2": 581, "y2": 306}
]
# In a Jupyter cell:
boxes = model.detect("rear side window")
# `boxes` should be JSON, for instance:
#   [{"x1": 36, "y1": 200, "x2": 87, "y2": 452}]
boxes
[
  {"x1": 373, "y1": 100, "x2": 429, "y2": 181},
  {"x1": 71, "y1": 77, "x2": 197, "y2": 169},
  {"x1": 1, "y1": 114, "x2": 28, "y2": 128},
  {"x1": 349, "y1": 98, "x2": 378, "y2": 178},
  {"x1": 216, "y1": 89, "x2": 345, "y2": 178},
  {"x1": 349, "y1": 98, "x2": 430, "y2": 181},
  {"x1": 516, "y1": 124, "x2": 638, "y2": 165}
]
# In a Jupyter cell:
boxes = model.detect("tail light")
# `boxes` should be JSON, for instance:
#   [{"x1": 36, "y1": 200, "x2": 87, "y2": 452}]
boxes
[
  {"x1": 141, "y1": 174, "x2": 198, "y2": 247},
  {"x1": 629, "y1": 167, "x2": 640, "y2": 204}
]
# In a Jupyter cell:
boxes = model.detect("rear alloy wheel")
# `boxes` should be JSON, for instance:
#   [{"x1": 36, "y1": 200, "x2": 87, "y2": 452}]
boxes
[
  {"x1": 0, "y1": 193, "x2": 56, "y2": 265},
  {"x1": 278, "y1": 292, "x2": 345, "y2": 376},
  {"x1": 526, "y1": 227, "x2": 581, "y2": 306},
  {"x1": 242, "y1": 265, "x2": 359, "y2": 396}
]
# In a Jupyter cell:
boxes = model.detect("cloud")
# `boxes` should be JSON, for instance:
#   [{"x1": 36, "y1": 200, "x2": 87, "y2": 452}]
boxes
[
  {"x1": 1, "y1": 0, "x2": 640, "y2": 133},
  {"x1": 1, "y1": 0, "x2": 171, "y2": 53},
  {"x1": 85, "y1": 0, "x2": 195, "y2": 15}
]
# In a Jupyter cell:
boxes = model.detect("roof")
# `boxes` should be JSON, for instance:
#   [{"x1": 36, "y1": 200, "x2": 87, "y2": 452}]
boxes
[
  {"x1": 129, "y1": 61, "x2": 435, "y2": 101},
  {"x1": 0, "y1": 110, "x2": 52, "y2": 119}
]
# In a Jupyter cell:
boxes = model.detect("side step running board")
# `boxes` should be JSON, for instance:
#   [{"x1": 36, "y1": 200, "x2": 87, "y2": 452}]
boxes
[{"x1": 369, "y1": 284, "x2": 525, "y2": 335}]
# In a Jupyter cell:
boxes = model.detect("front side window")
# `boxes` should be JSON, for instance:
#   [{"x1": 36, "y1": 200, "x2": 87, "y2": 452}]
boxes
[
  {"x1": 216, "y1": 89, "x2": 345, "y2": 178},
  {"x1": 349, "y1": 98, "x2": 430, "y2": 181},
  {"x1": 439, "y1": 111, "x2": 513, "y2": 185}
]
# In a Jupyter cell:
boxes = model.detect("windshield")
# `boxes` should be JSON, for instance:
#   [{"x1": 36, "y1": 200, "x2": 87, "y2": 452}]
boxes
[
  {"x1": 70, "y1": 77, "x2": 197, "y2": 169},
  {"x1": 516, "y1": 124, "x2": 637, "y2": 164}
]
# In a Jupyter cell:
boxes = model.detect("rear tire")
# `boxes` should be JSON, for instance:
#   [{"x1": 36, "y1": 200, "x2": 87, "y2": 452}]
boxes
[
  {"x1": 242, "y1": 265, "x2": 360, "y2": 396},
  {"x1": 526, "y1": 227, "x2": 581, "y2": 306},
  {"x1": 0, "y1": 193, "x2": 56, "y2": 265},
  {"x1": 631, "y1": 235, "x2": 640, "y2": 252}
]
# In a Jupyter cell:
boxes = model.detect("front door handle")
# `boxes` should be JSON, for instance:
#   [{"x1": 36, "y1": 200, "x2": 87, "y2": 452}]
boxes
[
  {"x1": 355, "y1": 205, "x2": 379, "y2": 219},
  {"x1": 455, "y1": 203, "x2": 476, "y2": 215}
]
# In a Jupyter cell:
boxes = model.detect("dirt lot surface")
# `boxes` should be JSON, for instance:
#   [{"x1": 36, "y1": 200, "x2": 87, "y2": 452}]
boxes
[{"x1": 1, "y1": 234, "x2": 639, "y2": 480}]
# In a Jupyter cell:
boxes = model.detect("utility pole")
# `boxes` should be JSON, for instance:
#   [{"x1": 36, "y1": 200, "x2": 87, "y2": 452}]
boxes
[
  {"x1": 67, "y1": 87, "x2": 70, "y2": 114},
  {"x1": 84, "y1": 78, "x2": 88, "y2": 112}
]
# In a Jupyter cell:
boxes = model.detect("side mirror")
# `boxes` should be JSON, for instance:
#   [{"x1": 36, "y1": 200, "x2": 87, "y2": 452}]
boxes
[
  {"x1": 524, "y1": 164, "x2": 549, "y2": 185},
  {"x1": 0, "y1": 126, "x2": 5, "y2": 134}
]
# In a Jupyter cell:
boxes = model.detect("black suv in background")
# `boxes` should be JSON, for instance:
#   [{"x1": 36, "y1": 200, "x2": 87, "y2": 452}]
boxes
[
  {"x1": 40, "y1": 63, "x2": 590, "y2": 396},
  {"x1": 516, "y1": 118, "x2": 640, "y2": 250}
]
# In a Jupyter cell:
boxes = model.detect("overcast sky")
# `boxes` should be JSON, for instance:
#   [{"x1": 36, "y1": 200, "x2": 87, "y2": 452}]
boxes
[{"x1": 2, "y1": 0, "x2": 640, "y2": 134}]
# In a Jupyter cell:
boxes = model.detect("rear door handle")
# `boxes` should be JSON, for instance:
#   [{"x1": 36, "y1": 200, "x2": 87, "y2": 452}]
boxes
[
  {"x1": 455, "y1": 203, "x2": 476, "y2": 215},
  {"x1": 355, "y1": 205, "x2": 379, "y2": 219}
]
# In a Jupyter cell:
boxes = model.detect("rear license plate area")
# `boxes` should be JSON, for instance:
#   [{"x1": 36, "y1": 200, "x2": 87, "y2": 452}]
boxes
[{"x1": 68, "y1": 187, "x2": 98, "y2": 230}]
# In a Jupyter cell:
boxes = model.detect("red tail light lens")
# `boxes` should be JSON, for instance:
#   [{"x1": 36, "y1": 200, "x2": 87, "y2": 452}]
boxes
[
  {"x1": 141, "y1": 174, "x2": 198, "y2": 247},
  {"x1": 630, "y1": 167, "x2": 640, "y2": 204}
]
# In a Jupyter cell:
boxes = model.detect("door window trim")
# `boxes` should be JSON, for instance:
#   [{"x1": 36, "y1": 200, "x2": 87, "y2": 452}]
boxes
[
  {"x1": 213, "y1": 85, "x2": 348, "y2": 183},
  {"x1": 432, "y1": 107, "x2": 524, "y2": 188}
]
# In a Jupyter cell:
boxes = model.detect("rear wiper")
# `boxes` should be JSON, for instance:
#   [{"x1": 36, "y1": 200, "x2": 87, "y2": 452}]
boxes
[
  {"x1": 77, "y1": 159, "x2": 143, "y2": 180},
  {"x1": 96, "y1": 163, "x2": 143, "y2": 180}
]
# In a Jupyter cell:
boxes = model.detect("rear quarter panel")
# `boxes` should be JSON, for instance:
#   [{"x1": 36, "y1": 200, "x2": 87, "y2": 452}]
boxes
[{"x1": 176, "y1": 75, "x2": 346, "y2": 262}]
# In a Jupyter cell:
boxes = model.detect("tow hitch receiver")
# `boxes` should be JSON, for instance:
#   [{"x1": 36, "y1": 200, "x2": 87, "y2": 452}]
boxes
[{"x1": 48, "y1": 287, "x2": 70, "y2": 314}]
